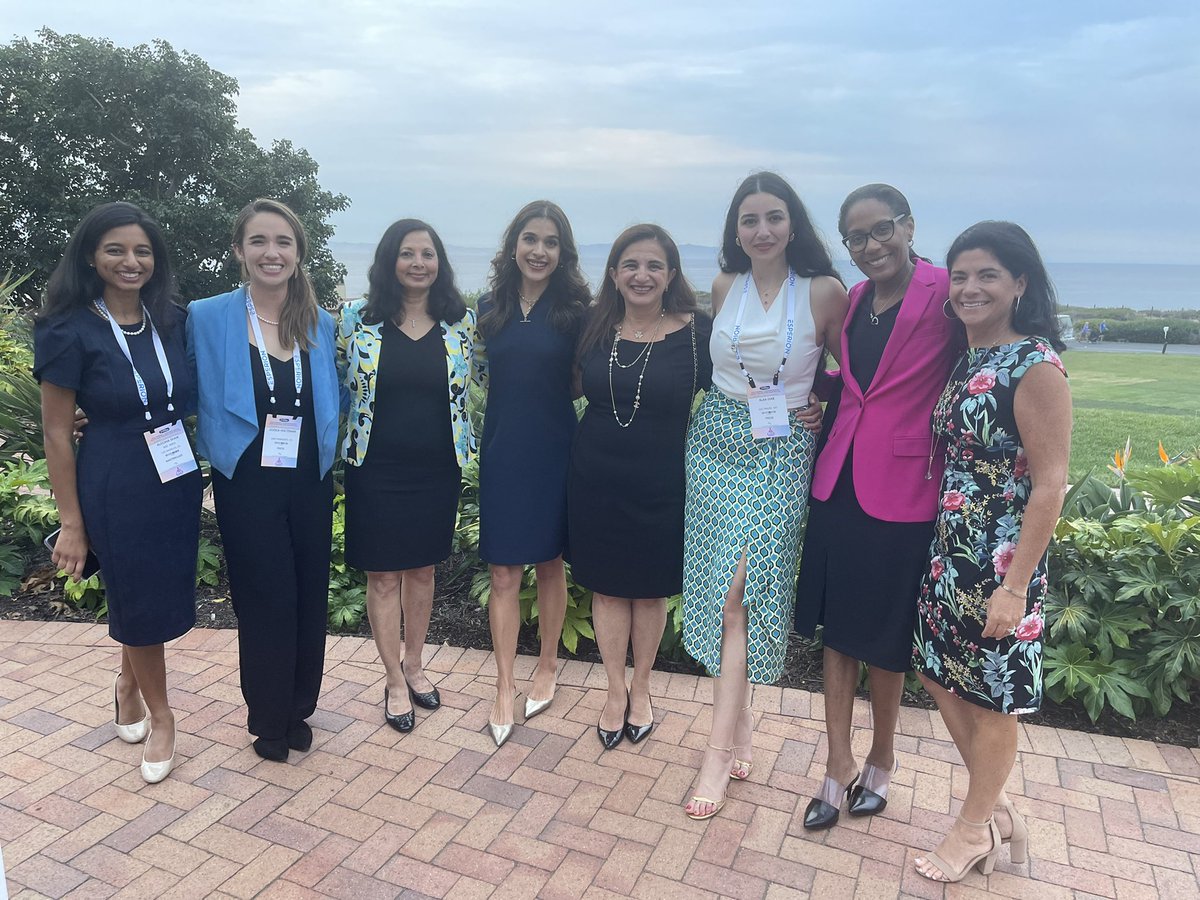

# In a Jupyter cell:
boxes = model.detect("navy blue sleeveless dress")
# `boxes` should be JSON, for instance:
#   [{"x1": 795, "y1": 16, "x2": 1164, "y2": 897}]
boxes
[
  {"x1": 476, "y1": 293, "x2": 579, "y2": 565},
  {"x1": 33, "y1": 304, "x2": 201, "y2": 646}
]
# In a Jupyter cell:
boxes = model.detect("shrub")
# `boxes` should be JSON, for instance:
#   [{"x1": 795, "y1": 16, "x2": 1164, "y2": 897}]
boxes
[
  {"x1": 0, "y1": 458, "x2": 59, "y2": 595},
  {"x1": 1045, "y1": 449, "x2": 1200, "y2": 720}
]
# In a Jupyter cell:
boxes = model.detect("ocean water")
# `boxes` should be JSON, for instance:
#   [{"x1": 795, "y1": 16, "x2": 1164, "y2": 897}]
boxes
[{"x1": 330, "y1": 242, "x2": 1200, "y2": 312}]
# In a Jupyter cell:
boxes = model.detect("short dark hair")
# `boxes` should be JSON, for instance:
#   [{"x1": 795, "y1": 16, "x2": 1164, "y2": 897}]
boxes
[
  {"x1": 947, "y1": 221, "x2": 1064, "y2": 351},
  {"x1": 577, "y1": 223, "x2": 699, "y2": 362},
  {"x1": 480, "y1": 200, "x2": 589, "y2": 339},
  {"x1": 362, "y1": 219, "x2": 466, "y2": 326},
  {"x1": 838, "y1": 183, "x2": 926, "y2": 263},
  {"x1": 718, "y1": 172, "x2": 841, "y2": 282},
  {"x1": 41, "y1": 201, "x2": 180, "y2": 331}
]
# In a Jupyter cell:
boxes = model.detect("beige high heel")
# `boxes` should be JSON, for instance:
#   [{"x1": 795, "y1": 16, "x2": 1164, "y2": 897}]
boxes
[
  {"x1": 685, "y1": 745, "x2": 731, "y2": 821},
  {"x1": 915, "y1": 817, "x2": 1001, "y2": 883},
  {"x1": 995, "y1": 794, "x2": 1029, "y2": 864},
  {"x1": 730, "y1": 705, "x2": 753, "y2": 781}
]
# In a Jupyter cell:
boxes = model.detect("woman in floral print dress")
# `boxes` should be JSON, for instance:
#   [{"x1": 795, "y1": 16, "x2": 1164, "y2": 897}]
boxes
[{"x1": 911, "y1": 222, "x2": 1071, "y2": 883}]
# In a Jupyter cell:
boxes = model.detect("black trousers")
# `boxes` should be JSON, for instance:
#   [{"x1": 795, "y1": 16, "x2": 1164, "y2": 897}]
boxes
[{"x1": 212, "y1": 465, "x2": 333, "y2": 740}]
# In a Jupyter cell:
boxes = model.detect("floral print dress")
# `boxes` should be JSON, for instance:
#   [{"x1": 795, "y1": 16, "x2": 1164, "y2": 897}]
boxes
[{"x1": 913, "y1": 337, "x2": 1067, "y2": 714}]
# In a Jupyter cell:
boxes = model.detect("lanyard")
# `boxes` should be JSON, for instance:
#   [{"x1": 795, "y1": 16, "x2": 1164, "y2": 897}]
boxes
[
  {"x1": 731, "y1": 269, "x2": 796, "y2": 389},
  {"x1": 95, "y1": 298, "x2": 175, "y2": 423},
  {"x1": 245, "y1": 290, "x2": 302, "y2": 408}
]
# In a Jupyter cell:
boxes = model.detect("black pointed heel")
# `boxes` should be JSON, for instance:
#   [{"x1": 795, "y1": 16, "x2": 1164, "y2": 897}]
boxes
[
  {"x1": 597, "y1": 693, "x2": 628, "y2": 750},
  {"x1": 384, "y1": 687, "x2": 415, "y2": 733},
  {"x1": 803, "y1": 773, "x2": 859, "y2": 831},
  {"x1": 402, "y1": 661, "x2": 440, "y2": 710}
]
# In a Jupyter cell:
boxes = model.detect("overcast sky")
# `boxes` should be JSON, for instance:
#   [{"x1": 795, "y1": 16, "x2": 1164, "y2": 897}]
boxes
[{"x1": 4, "y1": 1, "x2": 1197, "y2": 264}]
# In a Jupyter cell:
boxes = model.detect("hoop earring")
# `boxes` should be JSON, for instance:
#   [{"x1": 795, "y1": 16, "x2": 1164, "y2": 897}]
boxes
[
  {"x1": 789, "y1": 233, "x2": 795, "y2": 242},
  {"x1": 734, "y1": 237, "x2": 741, "y2": 247},
  {"x1": 943, "y1": 299, "x2": 958, "y2": 320},
  {"x1": 1013, "y1": 294, "x2": 1022, "y2": 316}
]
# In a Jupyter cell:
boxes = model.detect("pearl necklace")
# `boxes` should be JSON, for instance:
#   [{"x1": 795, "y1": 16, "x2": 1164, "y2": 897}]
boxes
[
  {"x1": 93, "y1": 299, "x2": 146, "y2": 336},
  {"x1": 608, "y1": 312, "x2": 666, "y2": 428}
]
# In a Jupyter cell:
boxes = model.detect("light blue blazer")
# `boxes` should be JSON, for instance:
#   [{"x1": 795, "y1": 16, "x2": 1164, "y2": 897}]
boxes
[{"x1": 187, "y1": 285, "x2": 342, "y2": 479}]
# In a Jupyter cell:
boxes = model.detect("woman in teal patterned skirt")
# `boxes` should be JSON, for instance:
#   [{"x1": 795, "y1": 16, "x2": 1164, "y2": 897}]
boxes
[
  {"x1": 912, "y1": 222, "x2": 1070, "y2": 883},
  {"x1": 681, "y1": 173, "x2": 848, "y2": 819}
]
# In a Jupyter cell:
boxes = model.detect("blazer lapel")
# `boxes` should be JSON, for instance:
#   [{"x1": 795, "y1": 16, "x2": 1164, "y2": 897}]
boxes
[{"x1": 223, "y1": 286, "x2": 258, "y2": 428}]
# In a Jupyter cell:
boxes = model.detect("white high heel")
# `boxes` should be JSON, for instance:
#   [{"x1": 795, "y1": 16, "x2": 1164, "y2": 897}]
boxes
[
  {"x1": 140, "y1": 724, "x2": 176, "y2": 784},
  {"x1": 113, "y1": 674, "x2": 149, "y2": 744}
]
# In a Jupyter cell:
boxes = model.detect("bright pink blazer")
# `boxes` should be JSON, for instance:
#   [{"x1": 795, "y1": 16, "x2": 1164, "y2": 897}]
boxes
[{"x1": 810, "y1": 259, "x2": 957, "y2": 522}]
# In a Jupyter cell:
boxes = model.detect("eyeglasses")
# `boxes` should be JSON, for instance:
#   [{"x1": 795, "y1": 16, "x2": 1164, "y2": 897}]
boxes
[{"x1": 841, "y1": 214, "x2": 909, "y2": 253}]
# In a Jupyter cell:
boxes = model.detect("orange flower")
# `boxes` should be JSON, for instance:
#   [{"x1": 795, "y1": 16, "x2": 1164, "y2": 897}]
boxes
[
  {"x1": 1158, "y1": 441, "x2": 1170, "y2": 464},
  {"x1": 1108, "y1": 437, "x2": 1133, "y2": 480}
]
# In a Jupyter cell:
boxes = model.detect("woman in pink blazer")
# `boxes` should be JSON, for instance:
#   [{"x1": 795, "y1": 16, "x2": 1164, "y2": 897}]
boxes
[{"x1": 794, "y1": 184, "x2": 957, "y2": 829}]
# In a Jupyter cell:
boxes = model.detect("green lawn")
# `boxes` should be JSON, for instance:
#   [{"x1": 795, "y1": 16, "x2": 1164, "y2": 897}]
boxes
[{"x1": 1064, "y1": 350, "x2": 1200, "y2": 481}]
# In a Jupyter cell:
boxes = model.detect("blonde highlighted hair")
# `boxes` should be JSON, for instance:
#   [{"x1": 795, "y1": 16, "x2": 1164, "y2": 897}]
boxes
[{"x1": 231, "y1": 198, "x2": 318, "y2": 350}]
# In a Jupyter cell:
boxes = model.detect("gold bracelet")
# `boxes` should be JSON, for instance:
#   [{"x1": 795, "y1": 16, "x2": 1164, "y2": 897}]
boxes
[{"x1": 998, "y1": 583, "x2": 1025, "y2": 600}]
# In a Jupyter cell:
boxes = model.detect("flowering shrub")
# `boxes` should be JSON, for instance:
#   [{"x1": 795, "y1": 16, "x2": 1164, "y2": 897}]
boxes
[{"x1": 1045, "y1": 446, "x2": 1200, "y2": 720}]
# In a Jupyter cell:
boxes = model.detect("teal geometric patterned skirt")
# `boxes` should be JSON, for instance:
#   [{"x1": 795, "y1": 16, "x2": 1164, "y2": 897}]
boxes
[{"x1": 683, "y1": 389, "x2": 816, "y2": 684}]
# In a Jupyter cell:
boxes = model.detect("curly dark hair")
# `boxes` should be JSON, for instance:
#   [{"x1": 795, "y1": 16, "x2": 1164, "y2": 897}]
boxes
[{"x1": 479, "y1": 200, "x2": 589, "y2": 339}]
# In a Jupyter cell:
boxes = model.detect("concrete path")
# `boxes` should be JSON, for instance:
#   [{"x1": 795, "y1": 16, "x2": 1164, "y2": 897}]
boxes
[{"x1": 2, "y1": 622, "x2": 1198, "y2": 899}]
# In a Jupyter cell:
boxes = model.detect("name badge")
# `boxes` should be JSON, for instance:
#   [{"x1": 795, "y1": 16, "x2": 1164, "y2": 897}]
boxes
[
  {"x1": 747, "y1": 384, "x2": 790, "y2": 439},
  {"x1": 261, "y1": 415, "x2": 302, "y2": 468},
  {"x1": 144, "y1": 420, "x2": 199, "y2": 483}
]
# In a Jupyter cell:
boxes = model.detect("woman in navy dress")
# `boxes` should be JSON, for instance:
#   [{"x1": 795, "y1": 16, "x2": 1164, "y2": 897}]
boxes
[
  {"x1": 35, "y1": 202, "x2": 201, "y2": 784},
  {"x1": 474, "y1": 201, "x2": 589, "y2": 747}
]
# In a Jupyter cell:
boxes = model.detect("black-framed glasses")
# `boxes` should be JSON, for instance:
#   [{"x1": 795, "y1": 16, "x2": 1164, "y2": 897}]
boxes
[{"x1": 841, "y1": 214, "x2": 908, "y2": 253}]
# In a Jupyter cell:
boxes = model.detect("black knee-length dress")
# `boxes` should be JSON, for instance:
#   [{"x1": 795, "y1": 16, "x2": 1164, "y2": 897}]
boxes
[
  {"x1": 344, "y1": 321, "x2": 461, "y2": 570},
  {"x1": 567, "y1": 315, "x2": 712, "y2": 599}
]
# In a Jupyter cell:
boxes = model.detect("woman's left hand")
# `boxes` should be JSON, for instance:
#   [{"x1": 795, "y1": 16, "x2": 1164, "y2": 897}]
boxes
[
  {"x1": 796, "y1": 391, "x2": 823, "y2": 433},
  {"x1": 981, "y1": 586, "x2": 1026, "y2": 640}
]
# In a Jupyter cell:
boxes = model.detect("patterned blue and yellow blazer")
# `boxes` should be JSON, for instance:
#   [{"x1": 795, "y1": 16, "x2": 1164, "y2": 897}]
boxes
[{"x1": 336, "y1": 297, "x2": 477, "y2": 468}]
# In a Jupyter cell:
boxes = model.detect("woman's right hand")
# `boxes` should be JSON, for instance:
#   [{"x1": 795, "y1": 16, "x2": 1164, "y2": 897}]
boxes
[
  {"x1": 73, "y1": 407, "x2": 89, "y2": 442},
  {"x1": 52, "y1": 523, "x2": 91, "y2": 582}
]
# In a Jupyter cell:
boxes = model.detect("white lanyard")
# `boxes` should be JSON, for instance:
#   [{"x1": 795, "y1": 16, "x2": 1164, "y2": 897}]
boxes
[
  {"x1": 731, "y1": 269, "x2": 796, "y2": 389},
  {"x1": 245, "y1": 290, "x2": 302, "y2": 408},
  {"x1": 95, "y1": 298, "x2": 175, "y2": 423}
]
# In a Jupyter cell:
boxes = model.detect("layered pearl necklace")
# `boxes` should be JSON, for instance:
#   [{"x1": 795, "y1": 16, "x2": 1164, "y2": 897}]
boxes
[{"x1": 608, "y1": 309, "x2": 666, "y2": 428}]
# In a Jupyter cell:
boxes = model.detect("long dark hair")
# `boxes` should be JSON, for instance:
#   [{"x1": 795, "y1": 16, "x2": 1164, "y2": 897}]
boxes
[
  {"x1": 41, "y1": 202, "x2": 180, "y2": 331},
  {"x1": 718, "y1": 172, "x2": 841, "y2": 281},
  {"x1": 232, "y1": 198, "x2": 318, "y2": 350},
  {"x1": 361, "y1": 219, "x2": 466, "y2": 326},
  {"x1": 480, "y1": 200, "x2": 589, "y2": 339},
  {"x1": 947, "y1": 221, "x2": 1065, "y2": 351},
  {"x1": 576, "y1": 224, "x2": 699, "y2": 362}
]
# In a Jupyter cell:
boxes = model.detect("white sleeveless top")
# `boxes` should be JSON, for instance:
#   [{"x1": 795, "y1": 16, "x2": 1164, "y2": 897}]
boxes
[{"x1": 710, "y1": 272, "x2": 822, "y2": 408}]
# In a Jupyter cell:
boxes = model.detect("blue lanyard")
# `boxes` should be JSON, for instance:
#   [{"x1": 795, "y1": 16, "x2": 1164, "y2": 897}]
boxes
[
  {"x1": 245, "y1": 289, "x2": 302, "y2": 408},
  {"x1": 94, "y1": 298, "x2": 175, "y2": 422},
  {"x1": 730, "y1": 269, "x2": 796, "y2": 389}
]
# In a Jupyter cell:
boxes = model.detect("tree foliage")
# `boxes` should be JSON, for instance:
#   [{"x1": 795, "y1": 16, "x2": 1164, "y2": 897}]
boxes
[{"x1": 0, "y1": 29, "x2": 349, "y2": 306}]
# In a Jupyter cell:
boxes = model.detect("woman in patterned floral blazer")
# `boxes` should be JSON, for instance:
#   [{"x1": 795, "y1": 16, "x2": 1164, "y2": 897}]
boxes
[{"x1": 336, "y1": 219, "x2": 476, "y2": 733}]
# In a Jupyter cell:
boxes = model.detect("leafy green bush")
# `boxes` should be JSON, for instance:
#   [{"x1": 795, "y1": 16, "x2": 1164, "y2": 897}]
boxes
[
  {"x1": 327, "y1": 491, "x2": 368, "y2": 630},
  {"x1": 1045, "y1": 454, "x2": 1200, "y2": 720},
  {"x1": 0, "y1": 458, "x2": 59, "y2": 595}
]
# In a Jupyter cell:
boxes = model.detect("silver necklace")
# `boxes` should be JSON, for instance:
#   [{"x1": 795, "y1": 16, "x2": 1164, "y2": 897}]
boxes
[
  {"x1": 93, "y1": 299, "x2": 146, "y2": 336},
  {"x1": 608, "y1": 313, "x2": 666, "y2": 428}
]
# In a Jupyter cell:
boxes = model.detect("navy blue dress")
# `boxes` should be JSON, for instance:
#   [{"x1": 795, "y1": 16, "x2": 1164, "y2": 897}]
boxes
[
  {"x1": 34, "y1": 304, "x2": 201, "y2": 646},
  {"x1": 477, "y1": 293, "x2": 579, "y2": 565}
]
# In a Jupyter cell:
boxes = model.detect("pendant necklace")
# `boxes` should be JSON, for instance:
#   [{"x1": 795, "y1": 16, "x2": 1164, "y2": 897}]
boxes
[{"x1": 519, "y1": 291, "x2": 539, "y2": 323}]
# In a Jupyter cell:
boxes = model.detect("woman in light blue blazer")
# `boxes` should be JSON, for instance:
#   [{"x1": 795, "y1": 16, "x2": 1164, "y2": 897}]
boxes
[{"x1": 188, "y1": 198, "x2": 342, "y2": 763}]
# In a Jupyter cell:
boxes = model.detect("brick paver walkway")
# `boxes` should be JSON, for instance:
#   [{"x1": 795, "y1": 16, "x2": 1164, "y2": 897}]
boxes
[{"x1": 1, "y1": 621, "x2": 1198, "y2": 899}]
